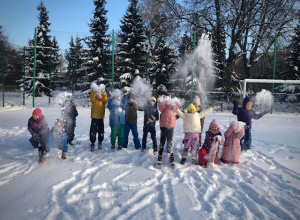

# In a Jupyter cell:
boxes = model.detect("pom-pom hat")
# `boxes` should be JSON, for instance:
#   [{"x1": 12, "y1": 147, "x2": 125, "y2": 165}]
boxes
[{"x1": 32, "y1": 108, "x2": 42, "y2": 116}]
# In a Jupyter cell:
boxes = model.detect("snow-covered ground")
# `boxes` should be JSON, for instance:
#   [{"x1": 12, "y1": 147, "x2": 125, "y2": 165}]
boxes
[{"x1": 0, "y1": 94, "x2": 299, "y2": 220}]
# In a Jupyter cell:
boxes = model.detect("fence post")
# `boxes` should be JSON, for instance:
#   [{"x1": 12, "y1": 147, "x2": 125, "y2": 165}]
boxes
[{"x1": 271, "y1": 33, "x2": 278, "y2": 114}]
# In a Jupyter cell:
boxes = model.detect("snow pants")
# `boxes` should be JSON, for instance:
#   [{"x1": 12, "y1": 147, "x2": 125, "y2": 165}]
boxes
[
  {"x1": 110, "y1": 124, "x2": 124, "y2": 146},
  {"x1": 64, "y1": 121, "x2": 75, "y2": 143},
  {"x1": 182, "y1": 133, "x2": 199, "y2": 161},
  {"x1": 241, "y1": 127, "x2": 251, "y2": 150},
  {"x1": 123, "y1": 124, "x2": 141, "y2": 149},
  {"x1": 90, "y1": 119, "x2": 104, "y2": 144},
  {"x1": 142, "y1": 125, "x2": 157, "y2": 150},
  {"x1": 159, "y1": 127, "x2": 174, "y2": 154},
  {"x1": 198, "y1": 147, "x2": 219, "y2": 166}
]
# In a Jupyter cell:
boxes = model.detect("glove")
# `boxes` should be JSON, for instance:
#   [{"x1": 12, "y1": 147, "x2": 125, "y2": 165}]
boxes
[
  {"x1": 232, "y1": 101, "x2": 238, "y2": 109},
  {"x1": 32, "y1": 134, "x2": 40, "y2": 142},
  {"x1": 212, "y1": 106, "x2": 220, "y2": 110}
]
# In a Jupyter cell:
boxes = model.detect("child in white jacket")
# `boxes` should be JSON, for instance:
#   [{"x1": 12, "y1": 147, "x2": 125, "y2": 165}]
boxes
[{"x1": 177, "y1": 104, "x2": 218, "y2": 165}]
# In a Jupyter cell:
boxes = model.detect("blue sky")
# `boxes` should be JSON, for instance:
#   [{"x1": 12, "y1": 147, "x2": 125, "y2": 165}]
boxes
[{"x1": 0, "y1": 0, "x2": 129, "y2": 50}]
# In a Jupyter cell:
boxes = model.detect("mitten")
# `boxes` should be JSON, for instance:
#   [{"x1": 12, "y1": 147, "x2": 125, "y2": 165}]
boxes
[{"x1": 233, "y1": 101, "x2": 238, "y2": 109}]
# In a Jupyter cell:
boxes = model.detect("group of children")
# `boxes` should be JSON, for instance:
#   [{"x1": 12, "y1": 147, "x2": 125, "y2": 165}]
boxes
[
  {"x1": 27, "y1": 96, "x2": 78, "y2": 163},
  {"x1": 28, "y1": 90, "x2": 268, "y2": 166}
]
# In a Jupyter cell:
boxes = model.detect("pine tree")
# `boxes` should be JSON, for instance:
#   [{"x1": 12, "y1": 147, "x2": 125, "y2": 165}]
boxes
[
  {"x1": 86, "y1": 0, "x2": 110, "y2": 87},
  {"x1": 117, "y1": 0, "x2": 147, "y2": 92},
  {"x1": 211, "y1": 22, "x2": 226, "y2": 90},
  {"x1": 65, "y1": 36, "x2": 85, "y2": 90},
  {"x1": 24, "y1": 2, "x2": 54, "y2": 96},
  {"x1": 286, "y1": 24, "x2": 300, "y2": 80},
  {"x1": 49, "y1": 36, "x2": 61, "y2": 91},
  {"x1": 149, "y1": 39, "x2": 177, "y2": 95},
  {"x1": 178, "y1": 33, "x2": 193, "y2": 58}
]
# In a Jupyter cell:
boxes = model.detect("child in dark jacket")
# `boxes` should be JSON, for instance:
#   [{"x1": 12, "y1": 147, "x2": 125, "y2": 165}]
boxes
[
  {"x1": 27, "y1": 108, "x2": 50, "y2": 163},
  {"x1": 47, "y1": 118, "x2": 68, "y2": 159},
  {"x1": 142, "y1": 97, "x2": 159, "y2": 153},
  {"x1": 107, "y1": 90, "x2": 127, "y2": 151},
  {"x1": 122, "y1": 93, "x2": 143, "y2": 149},
  {"x1": 61, "y1": 96, "x2": 78, "y2": 145},
  {"x1": 233, "y1": 96, "x2": 268, "y2": 150},
  {"x1": 198, "y1": 119, "x2": 223, "y2": 167}
]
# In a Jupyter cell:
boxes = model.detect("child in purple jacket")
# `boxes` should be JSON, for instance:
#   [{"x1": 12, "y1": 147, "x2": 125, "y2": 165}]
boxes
[
  {"x1": 27, "y1": 108, "x2": 50, "y2": 163},
  {"x1": 232, "y1": 96, "x2": 268, "y2": 150}
]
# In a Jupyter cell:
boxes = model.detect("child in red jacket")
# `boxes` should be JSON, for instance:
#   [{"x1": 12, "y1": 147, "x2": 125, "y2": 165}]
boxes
[{"x1": 27, "y1": 108, "x2": 50, "y2": 163}]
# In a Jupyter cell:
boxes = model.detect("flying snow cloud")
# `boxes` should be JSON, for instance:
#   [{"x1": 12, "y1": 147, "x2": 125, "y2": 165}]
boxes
[
  {"x1": 255, "y1": 89, "x2": 274, "y2": 112},
  {"x1": 172, "y1": 34, "x2": 216, "y2": 106},
  {"x1": 131, "y1": 77, "x2": 153, "y2": 106}
]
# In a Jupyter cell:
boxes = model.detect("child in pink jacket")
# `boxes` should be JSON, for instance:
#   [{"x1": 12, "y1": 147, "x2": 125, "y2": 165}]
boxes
[
  {"x1": 221, "y1": 121, "x2": 245, "y2": 164},
  {"x1": 157, "y1": 95, "x2": 180, "y2": 166}
]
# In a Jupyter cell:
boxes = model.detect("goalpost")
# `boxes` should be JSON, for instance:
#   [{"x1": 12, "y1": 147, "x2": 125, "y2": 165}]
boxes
[{"x1": 242, "y1": 78, "x2": 300, "y2": 113}]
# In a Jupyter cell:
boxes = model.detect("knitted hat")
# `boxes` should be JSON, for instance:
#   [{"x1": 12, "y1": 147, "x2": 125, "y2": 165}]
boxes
[
  {"x1": 210, "y1": 119, "x2": 219, "y2": 129},
  {"x1": 150, "y1": 96, "x2": 156, "y2": 103},
  {"x1": 127, "y1": 93, "x2": 135, "y2": 100},
  {"x1": 193, "y1": 96, "x2": 201, "y2": 106},
  {"x1": 32, "y1": 108, "x2": 42, "y2": 116},
  {"x1": 187, "y1": 104, "x2": 196, "y2": 112}
]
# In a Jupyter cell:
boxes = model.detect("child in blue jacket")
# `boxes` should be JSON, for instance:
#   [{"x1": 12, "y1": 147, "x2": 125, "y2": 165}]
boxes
[
  {"x1": 47, "y1": 118, "x2": 68, "y2": 159},
  {"x1": 107, "y1": 90, "x2": 127, "y2": 151}
]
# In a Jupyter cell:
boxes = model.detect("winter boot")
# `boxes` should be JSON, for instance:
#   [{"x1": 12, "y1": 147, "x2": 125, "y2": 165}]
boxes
[
  {"x1": 191, "y1": 159, "x2": 197, "y2": 165},
  {"x1": 141, "y1": 146, "x2": 146, "y2": 152},
  {"x1": 157, "y1": 148, "x2": 163, "y2": 166},
  {"x1": 69, "y1": 141, "x2": 74, "y2": 146},
  {"x1": 61, "y1": 153, "x2": 67, "y2": 160},
  {"x1": 169, "y1": 153, "x2": 175, "y2": 167},
  {"x1": 98, "y1": 142, "x2": 102, "y2": 150},
  {"x1": 90, "y1": 143, "x2": 95, "y2": 152},
  {"x1": 180, "y1": 157, "x2": 186, "y2": 165},
  {"x1": 111, "y1": 145, "x2": 116, "y2": 152},
  {"x1": 39, "y1": 157, "x2": 45, "y2": 164},
  {"x1": 117, "y1": 146, "x2": 122, "y2": 151}
]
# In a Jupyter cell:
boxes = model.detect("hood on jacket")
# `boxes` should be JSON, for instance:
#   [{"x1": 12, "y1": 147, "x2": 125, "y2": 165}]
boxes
[{"x1": 242, "y1": 96, "x2": 254, "y2": 108}]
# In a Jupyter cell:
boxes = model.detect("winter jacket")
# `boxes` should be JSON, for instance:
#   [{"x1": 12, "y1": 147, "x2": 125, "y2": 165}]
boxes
[
  {"x1": 107, "y1": 96, "x2": 127, "y2": 126},
  {"x1": 27, "y1": 115, "x2": 50, "y2": 135},
  {"x1": 158, "y1": 102, "x2": 179, "y2": 129},
  {"x1": 232, "y1": 96, "x2": 263, "y2": 129},
  {"x1": 125, "y1": 101, "x2": 142, "y2": 124},
  {"x1": 176, "y1": 107, "x2": 214, "y2": 133},
  {"x1": 61, "y1": 103, "x2": 78, "y2": 127},
  {"x1": 143, "y1": 103, "x2": 159, "y2": 128},
  {"x1": 90, "y1": 91, "x2": 108, "y2": 119},
  {"x1": 202, "y1": 129, "x2": 222, "y2": 151},
  {"x1": 221, "y1": 126, "x2": 245, "y2": 164}
]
